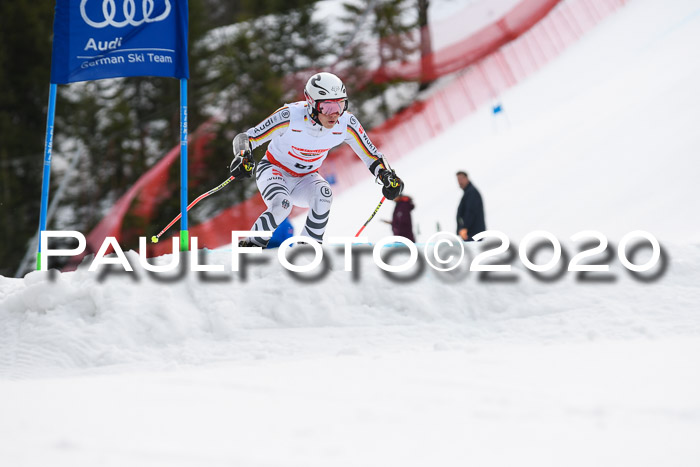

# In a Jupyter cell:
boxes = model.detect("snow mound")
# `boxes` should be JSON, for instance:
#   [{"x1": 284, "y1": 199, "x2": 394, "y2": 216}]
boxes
[{"x1": 2, "y1": 243, "x2": 699, "y2": 378}]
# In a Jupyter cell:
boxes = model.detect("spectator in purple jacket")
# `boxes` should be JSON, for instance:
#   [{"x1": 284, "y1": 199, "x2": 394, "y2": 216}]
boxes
[{"x1": 391, "y1": 195, "x2": 415, "y2": 241}]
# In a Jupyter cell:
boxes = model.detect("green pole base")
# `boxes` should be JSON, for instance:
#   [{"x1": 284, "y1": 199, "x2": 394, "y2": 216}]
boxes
[
  {"x1": 180, "y1": 230, "x2": 189, "y2": 252},
  {"x1": 36, "y1": 252, "x2": 42, "y2": 271}
]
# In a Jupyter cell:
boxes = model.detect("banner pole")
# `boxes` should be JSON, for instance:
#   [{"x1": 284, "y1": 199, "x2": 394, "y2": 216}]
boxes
[
  {"x1": 180, "y1": 78, "x2": 189, "y2": 251},
  {"x1": 37, "y1": 83, "x2": 58, "y2": 270}
]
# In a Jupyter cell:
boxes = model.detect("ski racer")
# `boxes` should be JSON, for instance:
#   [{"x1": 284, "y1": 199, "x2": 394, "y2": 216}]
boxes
[{"x1": 230, "y1": 71, "x2": 404, "y2": 247}]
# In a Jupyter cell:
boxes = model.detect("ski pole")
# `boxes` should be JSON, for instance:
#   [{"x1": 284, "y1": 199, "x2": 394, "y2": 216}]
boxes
[
  {"x1": 355, "y1": 196, "x2": 386, "y2": 237},
  {"x1": 151, "y1": 175, "x2": 236, "y2": 243}
]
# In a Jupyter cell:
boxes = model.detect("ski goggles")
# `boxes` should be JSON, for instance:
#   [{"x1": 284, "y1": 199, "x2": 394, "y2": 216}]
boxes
[{"x1": 317, "y1": 98, "x2": 348, "y2": 116}]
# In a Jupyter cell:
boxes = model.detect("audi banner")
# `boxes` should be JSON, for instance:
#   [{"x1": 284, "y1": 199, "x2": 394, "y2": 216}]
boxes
[{"x1": 50, "y1": 0, "x2": 189, "y2": 84}]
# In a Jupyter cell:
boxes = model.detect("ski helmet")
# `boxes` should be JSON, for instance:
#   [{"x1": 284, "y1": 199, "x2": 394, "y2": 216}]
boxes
[{"x1": 304, "y1": 72, "x2": 348, "y2": 124}]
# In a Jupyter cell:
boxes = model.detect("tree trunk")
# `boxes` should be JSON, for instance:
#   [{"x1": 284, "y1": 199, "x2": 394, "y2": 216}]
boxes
[{"x1": 417, "y1": 0, "x2": 433, "y2": 91}]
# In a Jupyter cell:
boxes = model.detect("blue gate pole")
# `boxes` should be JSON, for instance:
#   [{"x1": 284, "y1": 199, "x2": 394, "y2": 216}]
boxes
[
  {"x1": 180, "y1": 79, "x2": 189, "y2": 251},
  {"x1": 37, "y1": 83, "x2": 58, "y2": 270}
]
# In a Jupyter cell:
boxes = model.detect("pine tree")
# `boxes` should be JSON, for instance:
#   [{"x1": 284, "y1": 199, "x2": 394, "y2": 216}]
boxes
[
  {"x1": 0, "y1": 2, "x2": 55, "y2": 277},
  {"x1": 336, "y1": 0, "x2": 421, "y2": 126}
]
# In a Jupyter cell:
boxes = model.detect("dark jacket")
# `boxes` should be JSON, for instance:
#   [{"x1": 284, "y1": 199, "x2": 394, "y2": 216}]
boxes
[
  {"x1": 392, "y1": 195, "x2": 415, "y2": 241},
  {"x1": 456, "y1": 183, "x2": 485, "y2": 241}
]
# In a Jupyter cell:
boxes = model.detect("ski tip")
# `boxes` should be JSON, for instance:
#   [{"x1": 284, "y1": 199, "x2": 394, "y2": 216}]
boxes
[{"x1": 151, "y1": 235, "x2": 159, "y2": 244}]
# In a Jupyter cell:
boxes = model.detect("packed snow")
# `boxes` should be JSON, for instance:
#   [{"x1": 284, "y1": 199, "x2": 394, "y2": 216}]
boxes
[{"x1": 2, "y1": 0, "x2": 700, "y2": 466}]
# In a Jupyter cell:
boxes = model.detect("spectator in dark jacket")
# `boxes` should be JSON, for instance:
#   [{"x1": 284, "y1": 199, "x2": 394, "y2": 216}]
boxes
[
  {"x1": 456, "y1": 171, "x2": 485, "y2": 241},
  {"x1": 391, "y1": 195, "x2": 415, "y2": 241}
]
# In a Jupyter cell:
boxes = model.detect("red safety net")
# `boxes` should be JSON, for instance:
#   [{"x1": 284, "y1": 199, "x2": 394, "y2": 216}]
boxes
[{"x1": 77, "y1": 0, "x2": 628, "y2": 264}]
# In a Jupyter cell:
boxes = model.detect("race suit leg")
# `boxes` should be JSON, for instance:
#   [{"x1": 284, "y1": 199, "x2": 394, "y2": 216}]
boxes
[
  {"x1": 291, "y1": 172, "x2": 333, "y2": 243},
  {"x1": 245, "y1": 157, "x2": 296, "y2": 247}
]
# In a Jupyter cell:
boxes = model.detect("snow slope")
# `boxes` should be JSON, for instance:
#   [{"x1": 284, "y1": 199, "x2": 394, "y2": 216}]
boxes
[
  {"x1": 317, "y1": 0, "x2": 700, "y2": 244},
  {"x1": 2, "y1": 242, "x2": 700, "y2": 466},
  {"x1": 2, "y1": 0, "x2": 700, "y2": 466}
]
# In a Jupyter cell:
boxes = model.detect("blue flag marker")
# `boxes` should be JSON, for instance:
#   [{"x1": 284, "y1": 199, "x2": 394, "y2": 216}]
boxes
[{"x1": 38, "y1": 0, "x2": 190, "y2": 270}]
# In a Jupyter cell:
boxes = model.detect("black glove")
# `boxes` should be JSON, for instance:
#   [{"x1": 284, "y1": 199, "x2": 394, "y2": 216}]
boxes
[
  {"x1": 230, "y1": 133, "x2": 255, "y2": 178},
  {"x1": 378, "y1": 168, "x2": 404, "y2": 200}
]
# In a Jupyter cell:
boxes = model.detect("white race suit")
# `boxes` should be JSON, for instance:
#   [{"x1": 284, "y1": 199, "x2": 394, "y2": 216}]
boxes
[{"x1": 241, "y1": 101, "x2": 388, "y2": 247}]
